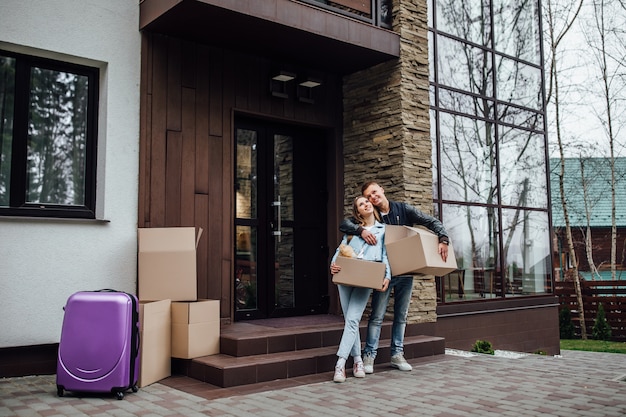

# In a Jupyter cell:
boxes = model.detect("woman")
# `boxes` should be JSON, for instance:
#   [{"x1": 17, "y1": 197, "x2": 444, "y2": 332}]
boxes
[{"x1": 329, "y1": 196, "x2": 391, "y2": 383}]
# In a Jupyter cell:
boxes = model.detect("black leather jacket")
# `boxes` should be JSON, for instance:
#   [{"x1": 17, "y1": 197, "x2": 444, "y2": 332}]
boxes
[{"x1": 339, "y1": 200, "x2": 449, "y2": 243}]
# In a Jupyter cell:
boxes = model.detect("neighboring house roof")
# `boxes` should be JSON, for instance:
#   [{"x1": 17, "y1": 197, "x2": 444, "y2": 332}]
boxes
[
  {"x1": 550, "y1": 157, "x2": 626, "y2": 228},
  {"x1": 580, "y1": 271, "x2": 626, "y2": 280}
]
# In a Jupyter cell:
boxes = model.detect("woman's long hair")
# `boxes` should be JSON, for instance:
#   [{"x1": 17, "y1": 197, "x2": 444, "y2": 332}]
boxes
[{"x1": 352, "y1": 196, "x2": 381, "y2": 226}]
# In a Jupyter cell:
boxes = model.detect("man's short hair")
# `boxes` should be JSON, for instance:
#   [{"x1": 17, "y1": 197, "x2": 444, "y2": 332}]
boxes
[{"x1": 361, "y1": 181, "x2": 379, "y2": 195}]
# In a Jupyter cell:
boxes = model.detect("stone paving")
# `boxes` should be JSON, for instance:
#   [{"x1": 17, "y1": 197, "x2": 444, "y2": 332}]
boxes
[{"x1": 2, "y1": 350, "x2": 626, "y2": 417}]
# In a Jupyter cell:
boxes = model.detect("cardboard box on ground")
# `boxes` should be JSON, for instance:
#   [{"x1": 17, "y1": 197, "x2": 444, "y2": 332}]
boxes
[
  {"x1": 171, "y1": 300, "x2": 220, "y2": 359},
  {"x1": 137, "y1": 227, "x2": 220, "y2": 386},
  {"x1": 138, "y1": 299, "x2": 171, "y2": 388}
]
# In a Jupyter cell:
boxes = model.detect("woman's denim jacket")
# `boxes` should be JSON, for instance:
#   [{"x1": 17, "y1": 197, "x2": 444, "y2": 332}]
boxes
[{"x1": 331, "y1": 221, "x2": 391, "y2": 280}]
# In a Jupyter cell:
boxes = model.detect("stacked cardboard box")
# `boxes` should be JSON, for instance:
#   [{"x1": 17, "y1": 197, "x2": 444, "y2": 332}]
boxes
[
  {"x1": 136, "y1": 227, "x2": 220, "y2": 387},
  {"x1": 171, "y1": 299, "x2": 220, "y2": 359}
]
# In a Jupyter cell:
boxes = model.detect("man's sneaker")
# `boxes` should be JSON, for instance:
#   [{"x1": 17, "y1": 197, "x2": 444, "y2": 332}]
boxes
[
  {"x1": 333, "y1": 365, "x2": 346, "y2": 383},
  {"x1": 363, "y1": 355, "x2": 374, "y2": 374},
  {"x1": 353, "y1": 361, "x2": 366, "y2": 378},
  {"x1": 390, "y1": 353, "x2": 412, "y2": 371}
]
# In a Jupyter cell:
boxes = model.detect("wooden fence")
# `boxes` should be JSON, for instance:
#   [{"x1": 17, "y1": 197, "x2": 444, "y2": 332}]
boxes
[{"x1": 554, "y1": 280, "x2": 626, "y2": 342}]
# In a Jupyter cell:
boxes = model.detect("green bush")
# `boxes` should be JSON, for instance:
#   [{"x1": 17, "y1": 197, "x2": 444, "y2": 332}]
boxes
[
  {"x1": 592, "y1": 303, "x2": 612, "y2": 341},
  {"x1": 559, "y1": 306, "x2": 575, "y2": 339},
  {"x1": 470, "y1": 340, "x2": 494, "y2": 355}
]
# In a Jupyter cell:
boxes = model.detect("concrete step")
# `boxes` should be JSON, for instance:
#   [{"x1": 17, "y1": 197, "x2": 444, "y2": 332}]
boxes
[{"x1": 172, "y1": 326, "x2": 445, "y2": 388}]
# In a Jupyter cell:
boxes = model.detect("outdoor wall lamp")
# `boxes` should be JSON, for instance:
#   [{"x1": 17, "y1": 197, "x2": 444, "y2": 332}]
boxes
[
  {"x1": 270, "y1": 71, "x2": 296, "y2": 98},
  {"x1": 297, "y1": 78, "x2": 322, "y2": 104}
]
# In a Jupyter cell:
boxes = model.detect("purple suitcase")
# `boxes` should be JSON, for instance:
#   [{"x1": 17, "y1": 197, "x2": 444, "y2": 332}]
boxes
[{"x1": 56, "y1": 290, "x2": 140, "y2": 400}]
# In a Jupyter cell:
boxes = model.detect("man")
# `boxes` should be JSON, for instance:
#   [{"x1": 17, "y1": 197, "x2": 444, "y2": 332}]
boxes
[{"x1": 339, "y1": 181, "x2": 450, "y2": 373}]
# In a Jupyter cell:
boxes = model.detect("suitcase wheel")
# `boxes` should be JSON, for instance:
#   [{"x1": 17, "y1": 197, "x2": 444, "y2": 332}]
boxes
[
  {"x1": 132, "y1": 385, "x2": 139, "y2": 393},
  {"x1": 116, "y1": 391, "x2": 124, "y2": 400},
  {"x1": 57, "y1": 386, "x2": 64, "y2": 397}
]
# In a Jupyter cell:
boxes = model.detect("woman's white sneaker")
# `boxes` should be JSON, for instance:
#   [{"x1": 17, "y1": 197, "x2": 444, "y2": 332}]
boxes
[
  {"x1": 333, "y1": 365, "x2": 346, "y2": 383},
  {"x1": 353, "y1": 361, "x2": 366, "y2": 378}
]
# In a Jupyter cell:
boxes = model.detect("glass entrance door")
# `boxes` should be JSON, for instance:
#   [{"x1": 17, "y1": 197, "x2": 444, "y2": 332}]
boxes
[{"x1": 234, "y1": 119, "x2": 328, "y2": 320}]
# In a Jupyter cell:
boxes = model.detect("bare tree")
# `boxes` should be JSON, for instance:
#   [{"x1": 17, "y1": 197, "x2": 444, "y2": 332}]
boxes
[
  {"x1": 581, "y1": 0, "x2": 626, "y2": 280},
  {"x1": 544, "y1": 0, "x2": 587, "y2": 338}
]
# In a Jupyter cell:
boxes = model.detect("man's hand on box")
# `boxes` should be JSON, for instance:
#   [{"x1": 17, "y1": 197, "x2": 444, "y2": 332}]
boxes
[{"x1": 438, "y1": 243, "x2": 448, "y2": 262}]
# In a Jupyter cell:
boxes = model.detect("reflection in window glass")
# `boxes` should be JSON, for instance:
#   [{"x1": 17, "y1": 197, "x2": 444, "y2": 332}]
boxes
[
  {"x1": 276, "y1": 227, "x2": 294, "y2": 309},
  {"x1": 235, "y1": 225, "x2": 257, "y2": 311},
  {"x1": 438, "y1": 88, "x2": 494, "y2": 119},
  {"x1": 274, "y1": 134, "x2": 293, "y2": 220},
  {"x1": 437, "y1": 35, "x2": 493, "y2": 97},
  {"x1": 26, "y1": 68, "x2": 89, "y2": 205},
  {"x1": 493, "y1": 0, "x2": 541, "y2": 64},
  {"x1": 439, "y1": 112, "x2": 497, "y2": 204},
  {"x1": 501, "y1": 209, "x2": 551, "y2": 295},
  {"x1": 431, "y1": 109, "x2": 439, "y2": 200},
  {"x1": 496, "y1": 56, "x2": 542, "y2": 110},
  {"x1": 431, "y1": 0, "x2": 551, "y2": 303},
  {"x1": 236, "y1": 129, "x2": 257, "y2": 219},
  {"x1": 0, "y1": 56, "x2": 15, "y2": 206},
  {"x1": 428, "y1": 31, "x2": 435, "y2": 84},
  {"x1": 499, "y1": 127, "x2": 547, "y2": 208},
  {"x1": 0, "y1": 52, "x2": 98, "y2": 218},
  {"x1": 498, "y1": 104, "x2": 543, "y2": 130},
  {"x1": 436, "y1": 0, "x2": 491, "y2": 47},
  {"x1": 427, "y1": 0, "x2": 433, "y2": 27},
  {"x1": 442, "y1": 204, "x2": 500, "y2": 300}
]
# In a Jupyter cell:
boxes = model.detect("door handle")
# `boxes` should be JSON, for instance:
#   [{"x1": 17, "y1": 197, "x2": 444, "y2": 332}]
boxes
[{"x1": 271, "y1": 198, "x2": 281, "y2": 242}]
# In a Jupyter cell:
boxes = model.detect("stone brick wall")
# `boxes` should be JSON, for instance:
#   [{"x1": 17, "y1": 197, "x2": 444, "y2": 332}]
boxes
[{"x1": 342, "y1": 0, "x2": 436, "y2": 323}]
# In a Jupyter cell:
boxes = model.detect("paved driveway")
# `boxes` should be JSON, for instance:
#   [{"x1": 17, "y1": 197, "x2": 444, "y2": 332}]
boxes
[{"x1": 2, "y1": 349, "x2": 626, "y2": 416}]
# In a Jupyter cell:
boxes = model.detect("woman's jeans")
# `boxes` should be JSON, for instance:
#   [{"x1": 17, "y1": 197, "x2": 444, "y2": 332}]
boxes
[
  {"x1": 336, "y1": 284, "x2": 372, "y2": 360},
  {"x1": 363, "y1": 275, "x2": 413, "y2": 358}
]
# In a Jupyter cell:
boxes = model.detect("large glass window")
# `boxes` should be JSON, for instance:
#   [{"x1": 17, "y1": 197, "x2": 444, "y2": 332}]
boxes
[
  {"x1": 0, "y1": 50, "x2": 98, "y2": 218},
  {"x1": 438, "y1": 112, "x2": 497, "y2": 204},
  {"x1": 430, "y1": 0, "x2": 551, "y2": 302}
]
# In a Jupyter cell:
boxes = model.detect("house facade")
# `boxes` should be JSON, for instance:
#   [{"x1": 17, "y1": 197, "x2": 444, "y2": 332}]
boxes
[
  {"x1": 1, "y1": 0, "x2": 559, "y2": 378},
  {"x1": 551, "y1": 157, "x2": 626, "y2": 280}
]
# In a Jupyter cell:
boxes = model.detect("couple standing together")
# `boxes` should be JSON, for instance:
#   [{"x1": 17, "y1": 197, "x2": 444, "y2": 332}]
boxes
[{"x1": 329, "y1": 181, "x2": 450, "y2": 383}]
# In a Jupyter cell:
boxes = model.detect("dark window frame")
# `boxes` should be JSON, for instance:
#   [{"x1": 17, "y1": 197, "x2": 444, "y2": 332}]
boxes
[
  {"x1": 0, "y1": 49, "x2": 99, "y2": 219},
  {"x1": 429, "y1": 0, "x2": 553, "y2": 304}
]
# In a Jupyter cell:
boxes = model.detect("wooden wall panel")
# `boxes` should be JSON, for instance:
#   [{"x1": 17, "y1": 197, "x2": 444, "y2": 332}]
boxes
[
  {"x1": 165, "y1": 130, "x2": 182, "y2": 226},
  {"x1": 181, "y1": 87, "x2": 196, "y2": 226},
  {"x1": 209, "y1": 46, "x2": 223, "y2": 138},
  {"x1": 195, "y1": 194, "x2": 209, "y2": 298},
  {"x1": 181, "y1": 41, "x2": 196, "y2": 89},
  {"x1": 138, "y1": 35, "x2": 150, "y2": 226},
  {"x1": 149, "y1": 35, "x2": 169, "y2": 227},
  {"x1": 166, "y1": 37, "x2": 182, "y2": 132},
  {"x1": 208, "y1": 135, "x2": 224, "y2": 302},
  {"x1": 195, "y1": 45, "x2": 210, "y2": 195}
]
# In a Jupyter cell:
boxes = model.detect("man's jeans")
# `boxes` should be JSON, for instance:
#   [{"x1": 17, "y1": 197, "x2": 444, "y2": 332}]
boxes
[
  {"x1": 363, "y1": 275, "x2": 413, "y2": 358},
  {"x1": 336, "y1": 284, "x2": 372, "y2": 360}
]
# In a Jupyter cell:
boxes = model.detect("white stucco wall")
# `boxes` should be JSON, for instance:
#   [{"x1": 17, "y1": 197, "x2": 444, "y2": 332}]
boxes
[{"x1": 0, "y1": 0, "x2": 141, "y2": 348}]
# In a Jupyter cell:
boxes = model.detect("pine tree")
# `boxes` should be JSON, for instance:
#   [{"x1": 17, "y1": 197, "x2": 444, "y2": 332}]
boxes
[
  {"x1": 559, "y1": 306, "x2": 575, "y2": 339},
  {"x1": 592, "y1": 303, "x2": 612, "y2": 341}
]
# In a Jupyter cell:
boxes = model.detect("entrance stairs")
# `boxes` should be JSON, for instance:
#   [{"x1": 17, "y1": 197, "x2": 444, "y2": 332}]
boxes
[{"x1": 171, "y1": 315, "x2": 445, "y2": 388}]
